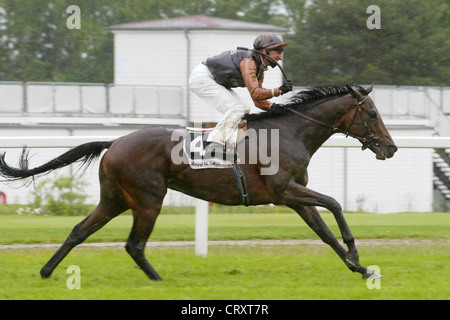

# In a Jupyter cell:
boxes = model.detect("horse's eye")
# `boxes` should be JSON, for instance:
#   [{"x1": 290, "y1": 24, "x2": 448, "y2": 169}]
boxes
[{"x1": 369, "y1": 111, "x2": 377, "y2": 119}]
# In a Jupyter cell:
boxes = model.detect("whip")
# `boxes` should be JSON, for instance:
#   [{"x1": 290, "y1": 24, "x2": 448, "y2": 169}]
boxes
[{"x1": 236, "y1": 47, "x2": 288, "y2": 80}]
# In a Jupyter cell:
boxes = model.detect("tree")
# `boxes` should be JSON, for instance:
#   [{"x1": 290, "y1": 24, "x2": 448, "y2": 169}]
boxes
[
  {"x1": 0, "y1": 0, "x2": 237, "y2": 82},
  {"x1": 283, "y1": 0, "x2": 449, "y2": 86},
  {"x1": 0, "y1": 0, "x2": 447, "y2": 86},
  {"x1": 0, "y1": 0, "x2": 116, "y2": 82}
]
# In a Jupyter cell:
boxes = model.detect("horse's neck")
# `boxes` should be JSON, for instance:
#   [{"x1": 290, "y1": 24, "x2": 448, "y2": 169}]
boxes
[
  {"x1": 288, "y1": 97, "x2": 348, "y2": 156},
  {"x1": 297, "y1": 118, "x2": 335, "y2": 157},
  {"x1": 248, "y1": 95, "x2": 351, "y2": 158},
  {"x1": 289, "y1": 98, "x2": 344, "y2": 156}
]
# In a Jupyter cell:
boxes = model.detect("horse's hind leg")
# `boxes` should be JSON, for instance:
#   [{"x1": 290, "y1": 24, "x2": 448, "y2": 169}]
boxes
[
  {"x1": 125, "y1": 199, "x2": 164, "y2": 281},
  {"x1": 40, "y1": 168, "x2": 129, "y2": 279},
  {"x1": 40, "y1": 201, "x2": 128, "y2": 278}
]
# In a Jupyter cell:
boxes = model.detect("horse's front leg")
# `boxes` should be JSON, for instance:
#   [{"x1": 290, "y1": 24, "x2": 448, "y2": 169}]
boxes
[{"x1": 281, "y1": 181, "x2": 378, "y2": 278}]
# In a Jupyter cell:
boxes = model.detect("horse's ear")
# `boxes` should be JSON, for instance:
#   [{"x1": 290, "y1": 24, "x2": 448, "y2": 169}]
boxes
[
  {"x1": 366, "y1": 83, "x2": 374, "y2": 94},
  {"x1": 346, "y1": 84, "x2": 363, "y2": 100}
]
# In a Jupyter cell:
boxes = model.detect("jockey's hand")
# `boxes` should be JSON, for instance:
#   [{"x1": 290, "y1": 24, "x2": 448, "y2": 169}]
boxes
[
  {"x1": 279, "y1": 79, "x2": 293, "y2": 95},
  {"x1": 270, "y1": 103, "x2": 287, "y2": 112}
]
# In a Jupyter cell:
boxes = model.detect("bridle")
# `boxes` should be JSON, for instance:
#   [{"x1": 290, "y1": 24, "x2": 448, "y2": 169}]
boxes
[{"x1": 286, "y1": 95, "x2": 380, "y2": 150}]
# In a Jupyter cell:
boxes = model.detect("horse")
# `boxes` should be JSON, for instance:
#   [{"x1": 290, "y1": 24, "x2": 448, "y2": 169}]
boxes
[{"x1": 0, "y1": 84, "x2": 397, "y2": 281}]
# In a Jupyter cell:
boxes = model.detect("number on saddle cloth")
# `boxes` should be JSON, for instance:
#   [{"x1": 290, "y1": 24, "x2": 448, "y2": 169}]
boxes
[
  {"x1": 183, "y1": 128, "x2": 237, "y2": 169},
  {"x1": 184, "y1": 130, "x2": 212, "y2": 160}
]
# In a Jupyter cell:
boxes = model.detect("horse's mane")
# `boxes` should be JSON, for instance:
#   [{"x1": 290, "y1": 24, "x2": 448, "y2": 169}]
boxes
[{"x1": 244, "y1": 84, "x2": 368, "y2": 121}]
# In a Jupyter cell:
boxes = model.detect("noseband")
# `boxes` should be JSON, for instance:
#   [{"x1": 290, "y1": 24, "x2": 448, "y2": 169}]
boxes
[{"x1": 286, "y1": 95, "x2": 379, "y2": 149}]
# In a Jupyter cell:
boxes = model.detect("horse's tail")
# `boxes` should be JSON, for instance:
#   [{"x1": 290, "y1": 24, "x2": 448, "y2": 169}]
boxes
[{"x1": 0, "y1": 141, "x2": 114, "y2": 183}]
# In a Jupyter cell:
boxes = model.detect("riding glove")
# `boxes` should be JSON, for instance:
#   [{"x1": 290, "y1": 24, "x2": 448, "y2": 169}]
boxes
[
  {"x1": 279, "y1": 79, "x2": 293, "y2": 94},
  {"x1": 270, "y1": 103, "x2": 287, "y2": 112}
]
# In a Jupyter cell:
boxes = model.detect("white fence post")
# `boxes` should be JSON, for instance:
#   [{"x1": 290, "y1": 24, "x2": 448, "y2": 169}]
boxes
[{"x1": 195, "y1": 199, "x2": 209, "y2": 257}]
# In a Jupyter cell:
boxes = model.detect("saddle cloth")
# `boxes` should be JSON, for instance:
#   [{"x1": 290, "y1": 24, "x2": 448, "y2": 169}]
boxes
[{"x1": 183, "y1": 123, "x2": 246, "y2": 170}]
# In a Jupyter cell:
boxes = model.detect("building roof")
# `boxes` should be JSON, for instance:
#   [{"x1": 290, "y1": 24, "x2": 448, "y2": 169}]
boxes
[{"x1": 109, "y1": 15, "x2": 289, "y2": 32}]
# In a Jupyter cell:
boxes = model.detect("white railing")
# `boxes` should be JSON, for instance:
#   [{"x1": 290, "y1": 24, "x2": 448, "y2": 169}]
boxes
[
  {"x1": 1, "y1": 135, "x2": 449, "y2": 256},
  {"x1": 0, "y1": 81, "x2": 185, "y2": 118}
]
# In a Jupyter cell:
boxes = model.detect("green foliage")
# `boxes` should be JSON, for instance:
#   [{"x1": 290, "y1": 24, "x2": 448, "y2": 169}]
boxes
[
  {"x1": 0, "y1": 0, "x2": 447, "y2": 86},
  {"x1": 284, "y1": 0, "x2": 449, "y2": 86},
  {"x1": 29, "y1": 174, "x2": 91, "y2": 216},
  {"x1": 0, "y1": 0, "x2": 216, "y2": 82}
]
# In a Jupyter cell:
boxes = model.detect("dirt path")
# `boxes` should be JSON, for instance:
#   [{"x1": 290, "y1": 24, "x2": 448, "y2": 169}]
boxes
[{"x1": 0, "y1": 238, "x2": 446, "y2": 250}]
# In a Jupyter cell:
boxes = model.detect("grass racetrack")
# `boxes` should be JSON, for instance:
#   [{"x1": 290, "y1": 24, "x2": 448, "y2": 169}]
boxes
[{"x1": 0, "y1": 210, "x2": 449, "y2": 300}]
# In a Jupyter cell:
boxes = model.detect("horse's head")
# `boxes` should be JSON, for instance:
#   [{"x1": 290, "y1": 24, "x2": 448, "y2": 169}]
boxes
[{"x1": 342, "y1": 85, "x2": 397, "y2": 160}]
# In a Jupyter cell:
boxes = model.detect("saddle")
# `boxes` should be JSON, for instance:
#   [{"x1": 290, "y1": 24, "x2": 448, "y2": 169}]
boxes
[{"x1": 182, "y1": 122, "x2": 249, "y2": 206}]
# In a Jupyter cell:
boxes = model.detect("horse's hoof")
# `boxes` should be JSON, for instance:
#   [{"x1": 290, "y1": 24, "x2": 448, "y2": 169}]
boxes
[
  {"x1": 40, "y1": 269, "x2": 51, "y2": 279},
  {"x1": 40, "y1": 273, "x2": 51, "y2": 279},
  {"x1": 362, "y1": 270, "x2": 382, "y2": 279}
]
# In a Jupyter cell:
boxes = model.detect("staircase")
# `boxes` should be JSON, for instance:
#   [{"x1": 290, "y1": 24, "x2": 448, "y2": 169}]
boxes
[
  {"x1": 427, "y1": 86, "x2": 450, "y2": 212},
  {"x1": 433, "y1": 148, "x2": 450, "y2": 211}
]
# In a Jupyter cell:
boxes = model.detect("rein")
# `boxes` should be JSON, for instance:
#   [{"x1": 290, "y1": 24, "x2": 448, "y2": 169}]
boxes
[{"x1": 286, "y1": 95, "x2": 379, "y2": 149}]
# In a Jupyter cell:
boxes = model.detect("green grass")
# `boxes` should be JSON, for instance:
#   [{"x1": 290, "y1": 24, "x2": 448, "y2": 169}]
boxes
[
  {"x1": 0, "y1": 245, "x2": 448, "y2": 300},
  {"x1": 0, "y1": 212, "x2": 449, "y2": 300},
  {"x1": 0, "y1": 212, "x2": 448, "y2": 244}
]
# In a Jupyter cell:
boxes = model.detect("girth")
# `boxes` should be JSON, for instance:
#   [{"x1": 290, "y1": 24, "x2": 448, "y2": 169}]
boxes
[{"x1": 232, "y1": 162, "x2": 250, "y2": 207}]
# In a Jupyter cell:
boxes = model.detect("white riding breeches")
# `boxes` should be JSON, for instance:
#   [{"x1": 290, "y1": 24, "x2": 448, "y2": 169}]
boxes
[{"x1": 189, "y1": 63, "x2": 251, "y2": 145}]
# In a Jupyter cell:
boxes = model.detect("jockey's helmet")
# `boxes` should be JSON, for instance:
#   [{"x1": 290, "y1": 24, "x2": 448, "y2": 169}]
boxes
[{"x1": 253, "y1": 33, "x2": 287, "y2": 51}]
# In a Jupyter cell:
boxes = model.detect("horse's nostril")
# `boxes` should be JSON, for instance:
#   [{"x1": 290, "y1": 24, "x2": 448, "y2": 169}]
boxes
[{"x1": 388, "y1": 145, "x2": 398, "y2": 153}]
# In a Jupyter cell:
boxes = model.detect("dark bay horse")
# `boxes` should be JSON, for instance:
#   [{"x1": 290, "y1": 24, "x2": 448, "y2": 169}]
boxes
[{"x1": 0, "y1": 84, "x2": 397, "y2": 281}]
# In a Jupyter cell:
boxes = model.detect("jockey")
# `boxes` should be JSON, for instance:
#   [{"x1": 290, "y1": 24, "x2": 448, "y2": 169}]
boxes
[{"x1": 189, "y1": 32, "x2": 293, "y2": 159}]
